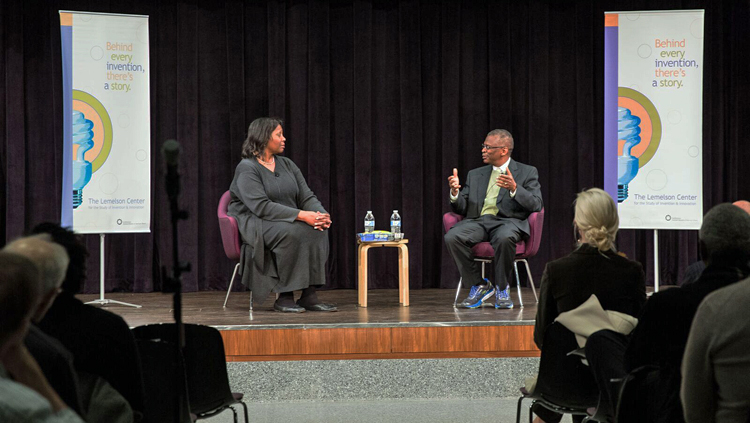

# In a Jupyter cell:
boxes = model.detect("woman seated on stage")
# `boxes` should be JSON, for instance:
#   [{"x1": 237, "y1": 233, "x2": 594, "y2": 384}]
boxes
[
  {"x1": 228, "y1": 117, "x2": 336, "y2": 313},
  {"x1": 531, "y1": 188, "x2": 647, "y2": 423}
]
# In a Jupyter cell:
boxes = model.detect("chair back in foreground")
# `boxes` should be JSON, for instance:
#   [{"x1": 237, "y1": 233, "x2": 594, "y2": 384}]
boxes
[
  {"x1": 136, "y1": 338, "x2": 193, "y2": 423},
  {"x1": 515, "y1": 322, "x2": 599, "y2": 423},
  {"x1": 133, "y1": 323, "x2": 249, "y2": 423},
  {"x1": 615, "y1": 365, "x2": 662, "y2": 423}
]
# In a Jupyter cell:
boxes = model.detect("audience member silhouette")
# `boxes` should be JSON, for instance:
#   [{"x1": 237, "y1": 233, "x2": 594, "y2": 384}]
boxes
[
  {"x1": 2, "y1": 236, "x2": 85, "y2": 416},
  {"x1": 681, "y1": 277, "x2": 750, "y2": 422},
  {"x1": 586, "y1": 203, "x2": 750, "y2": 422},
  {"x1": 0, "y1": 251, "x2": 85, "y2": 422},
  {"x1": 31, "y1": 222, "x2": 145, "y2": 418},
  {"x1": 532, "y1": 188, "x2": 646, "y2": 423},
  {"x1": 679, "y1": 200, "x2": 750, "y2": 286}
]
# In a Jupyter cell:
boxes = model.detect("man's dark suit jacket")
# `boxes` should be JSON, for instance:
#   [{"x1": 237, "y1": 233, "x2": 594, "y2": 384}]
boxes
[
  {"x1": 38, "y1": 292, "x2": 145, "y2": 416},
  {"x1": 626, "y1": 264, "x2": 749, "y2": 370},
  {"x1": 624, "y1": 264, "x2": 749, "y2": 423},
  {"x1": 450, "y1": 159, "x2": 543, "y2": 235},
  {"x1": 25, "y1": 324, "x2": 84, "y2": 416},
  {"x1": 534, "y1": 244, "x2": 647, "y2": 348}
]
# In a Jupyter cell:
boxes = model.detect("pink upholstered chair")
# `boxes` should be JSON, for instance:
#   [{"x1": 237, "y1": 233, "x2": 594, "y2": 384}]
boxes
[
  {"x1": 443, "y1": 208, "x2": 545, "y2": 308},
  {"x1": 218, "y1": 190, "x2": 252, "y2": 309}
]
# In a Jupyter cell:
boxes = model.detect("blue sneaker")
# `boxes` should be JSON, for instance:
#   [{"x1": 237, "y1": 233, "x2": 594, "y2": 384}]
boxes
[
  {"x1": 495, "y1": 284, "x2": 514, "y2": 309},
  {"x1": 458, "y1": 279, "x2": 495, "y2": 308}
]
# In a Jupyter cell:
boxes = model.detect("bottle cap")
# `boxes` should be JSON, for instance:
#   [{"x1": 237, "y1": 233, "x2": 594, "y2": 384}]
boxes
[
  {"x1": 393, "y1": 210, "x2": 398, "y2": 213},
  {"x1": 367, "y1": 210, "x2": 372, "y2": 214}
]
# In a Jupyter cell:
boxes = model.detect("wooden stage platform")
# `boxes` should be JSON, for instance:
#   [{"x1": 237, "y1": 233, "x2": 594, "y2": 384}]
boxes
[{"x1": 78, "y1": 288, "x2": 541, "y2": 362}]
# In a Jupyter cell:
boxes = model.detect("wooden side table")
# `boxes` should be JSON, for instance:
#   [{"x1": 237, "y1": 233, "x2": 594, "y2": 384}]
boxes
[{"x1": 356, "y1": 239, "x2": 409, "y2": 307}]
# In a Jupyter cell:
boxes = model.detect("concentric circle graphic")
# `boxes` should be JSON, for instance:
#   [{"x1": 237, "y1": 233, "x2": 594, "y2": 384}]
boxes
[{"x1": 618, "y1": 87, "x2": 662, "y2": 168}]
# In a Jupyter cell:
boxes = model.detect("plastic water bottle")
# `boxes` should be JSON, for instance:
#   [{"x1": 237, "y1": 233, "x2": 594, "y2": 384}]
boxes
[
  {"x1": 364, "y1": 211, "x2": 375, "y2": 233},
  {"x1": 390, "y1": 210, "x2": 402, "y2": 235}
]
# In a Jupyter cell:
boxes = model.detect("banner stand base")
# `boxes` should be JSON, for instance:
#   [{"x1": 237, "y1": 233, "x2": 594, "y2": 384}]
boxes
[
  {"x1": 85, "y1": 298, "x2": 142, "y2": 308},
  {"x1": 84, "y1": 234, "x2": 142, "y2": 309}
]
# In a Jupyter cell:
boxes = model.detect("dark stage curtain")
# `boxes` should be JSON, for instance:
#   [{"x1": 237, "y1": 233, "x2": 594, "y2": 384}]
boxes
[{"x1": 2, "y1": 0, "x2": 749, "y2": 294}]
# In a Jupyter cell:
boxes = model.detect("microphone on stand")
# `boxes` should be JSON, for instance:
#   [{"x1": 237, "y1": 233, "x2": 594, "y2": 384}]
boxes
[
  {"x1": 162, "y1": 139, "x2": 181, "y2": 166},
  {"x1": 162, "y1": 139, "x2": 181, "y2": 202}
]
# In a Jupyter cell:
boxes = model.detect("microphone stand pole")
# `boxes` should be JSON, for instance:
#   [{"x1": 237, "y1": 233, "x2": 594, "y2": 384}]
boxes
[{"x1": 162, "y1": 140, "x2": 190, "y2": 422}]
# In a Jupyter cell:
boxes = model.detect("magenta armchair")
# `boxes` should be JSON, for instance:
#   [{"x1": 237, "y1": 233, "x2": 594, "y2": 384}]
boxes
[
  {"x1": 443, "y1": 208, "x2": 545, "y2": 307},
  {"x1": 218, "y1": 190, "x2": 250, "y2": 309}
]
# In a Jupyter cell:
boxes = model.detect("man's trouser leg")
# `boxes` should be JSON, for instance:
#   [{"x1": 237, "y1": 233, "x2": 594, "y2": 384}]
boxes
[
  {"x1": 444, "y1": 219, "x2": 488, "y2": 286},
  {"x1": 488, "y1": 219, "x2": 522, "y2": 288}
]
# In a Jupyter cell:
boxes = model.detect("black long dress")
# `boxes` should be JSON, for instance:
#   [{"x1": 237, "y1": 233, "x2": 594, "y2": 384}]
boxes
[{"x1": 228, "y1": 156, "x2": 328, "y2": 304}]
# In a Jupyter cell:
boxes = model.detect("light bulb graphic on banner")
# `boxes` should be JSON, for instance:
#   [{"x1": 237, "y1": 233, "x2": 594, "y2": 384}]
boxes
[
  {"x1": 617, "y1": 107, "x2": 641, "y2": 203},
  {"x1": 70, "y1": 90, "x2": 114, "y2": 210},
  {"x1": 615, "y1": 87, "x2": 664, "y2": 204},
  {"x1": 72, "y1": 111, "x2": 94, "y2": 208}
]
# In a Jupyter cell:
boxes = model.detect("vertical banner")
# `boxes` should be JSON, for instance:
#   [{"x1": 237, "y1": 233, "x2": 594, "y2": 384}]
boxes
[
  {"x1": 604, "y1": 10, "x2": 704, "y2": 230},
  {"x1": 60, "y1": 11, "x2": 151, "y2": 234}
]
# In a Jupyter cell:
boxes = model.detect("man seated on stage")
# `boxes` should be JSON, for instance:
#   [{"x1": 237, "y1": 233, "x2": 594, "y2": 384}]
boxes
[
  {"x1": 0, "y1": 251, "x2": 84, "y2": 422},
  {"x1": 445, "y1": 129, "x2": 543, "y2": 309},
  {"x1": 585, "y1": 203, "x2": 750, "y2": 421}
]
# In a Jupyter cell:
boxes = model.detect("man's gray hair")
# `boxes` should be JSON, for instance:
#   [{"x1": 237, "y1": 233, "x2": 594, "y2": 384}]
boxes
[
  {"x1": 487, "y1": 129, "x2": 514, "y2": 150},
  {"x1": 700, "y1": 203, "x2": 750, "y2": 262},
  {"x1": 2, "y1": 234, "x2": 69, "y2": 292}
]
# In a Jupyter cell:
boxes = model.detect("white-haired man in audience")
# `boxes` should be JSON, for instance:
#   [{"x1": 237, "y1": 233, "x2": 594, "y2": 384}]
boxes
[
  {"x1": 3, "y1": 235, "x2": 70, "y2": 324},
  {"x1": 0, "y1": 251, "x2": 84, "y2": 422},
  {"x1": 3, "y1": 235, "x2": 85, "y2": 416}
]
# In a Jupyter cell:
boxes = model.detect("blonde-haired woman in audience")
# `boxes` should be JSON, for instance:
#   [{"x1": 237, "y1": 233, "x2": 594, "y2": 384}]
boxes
[{"x1": 531, "y1": 188, "x2": 647, "y2": 423}]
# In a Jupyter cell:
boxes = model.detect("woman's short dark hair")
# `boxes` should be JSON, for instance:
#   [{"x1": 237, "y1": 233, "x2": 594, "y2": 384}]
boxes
[{"x1": 241, "y1": 117, "x2": 283, "y2": 159}]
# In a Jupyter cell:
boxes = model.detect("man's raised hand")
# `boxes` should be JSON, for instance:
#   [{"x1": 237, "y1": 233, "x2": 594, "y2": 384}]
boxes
[
  {"x1": 448, "y1": 168, "x2": 461, "y2": 196},
  {"x1": 496, "y1": 167, "x2": 517, "y2": 192}
]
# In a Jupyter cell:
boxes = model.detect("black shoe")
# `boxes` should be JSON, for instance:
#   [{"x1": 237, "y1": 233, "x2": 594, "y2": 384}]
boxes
[
  {"x1": 273, "y1": 301, "x2": 306, "y2": 313},
  {"x1": 296, "y1": 300, "x2": 338, "y2": 312}
]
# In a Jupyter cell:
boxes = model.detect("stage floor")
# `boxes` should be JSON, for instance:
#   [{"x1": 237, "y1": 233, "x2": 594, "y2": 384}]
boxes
[
  {"x1": 78, "y1": 288, "x2": 541, "y2": 360},
  {"x1": 77, "y1": 288, "x2": 539, "y2": 329}
]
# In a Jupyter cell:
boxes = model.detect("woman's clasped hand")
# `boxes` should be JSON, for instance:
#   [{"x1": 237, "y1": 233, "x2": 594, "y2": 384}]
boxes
[{"x1": 297, "y1": 210, "x2": 332, "y2": 231}]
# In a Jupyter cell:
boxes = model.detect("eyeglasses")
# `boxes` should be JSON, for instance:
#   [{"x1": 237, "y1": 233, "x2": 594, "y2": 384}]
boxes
[{"x1": 481, "y1": 144, "x2": 507, "y2": 151}]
